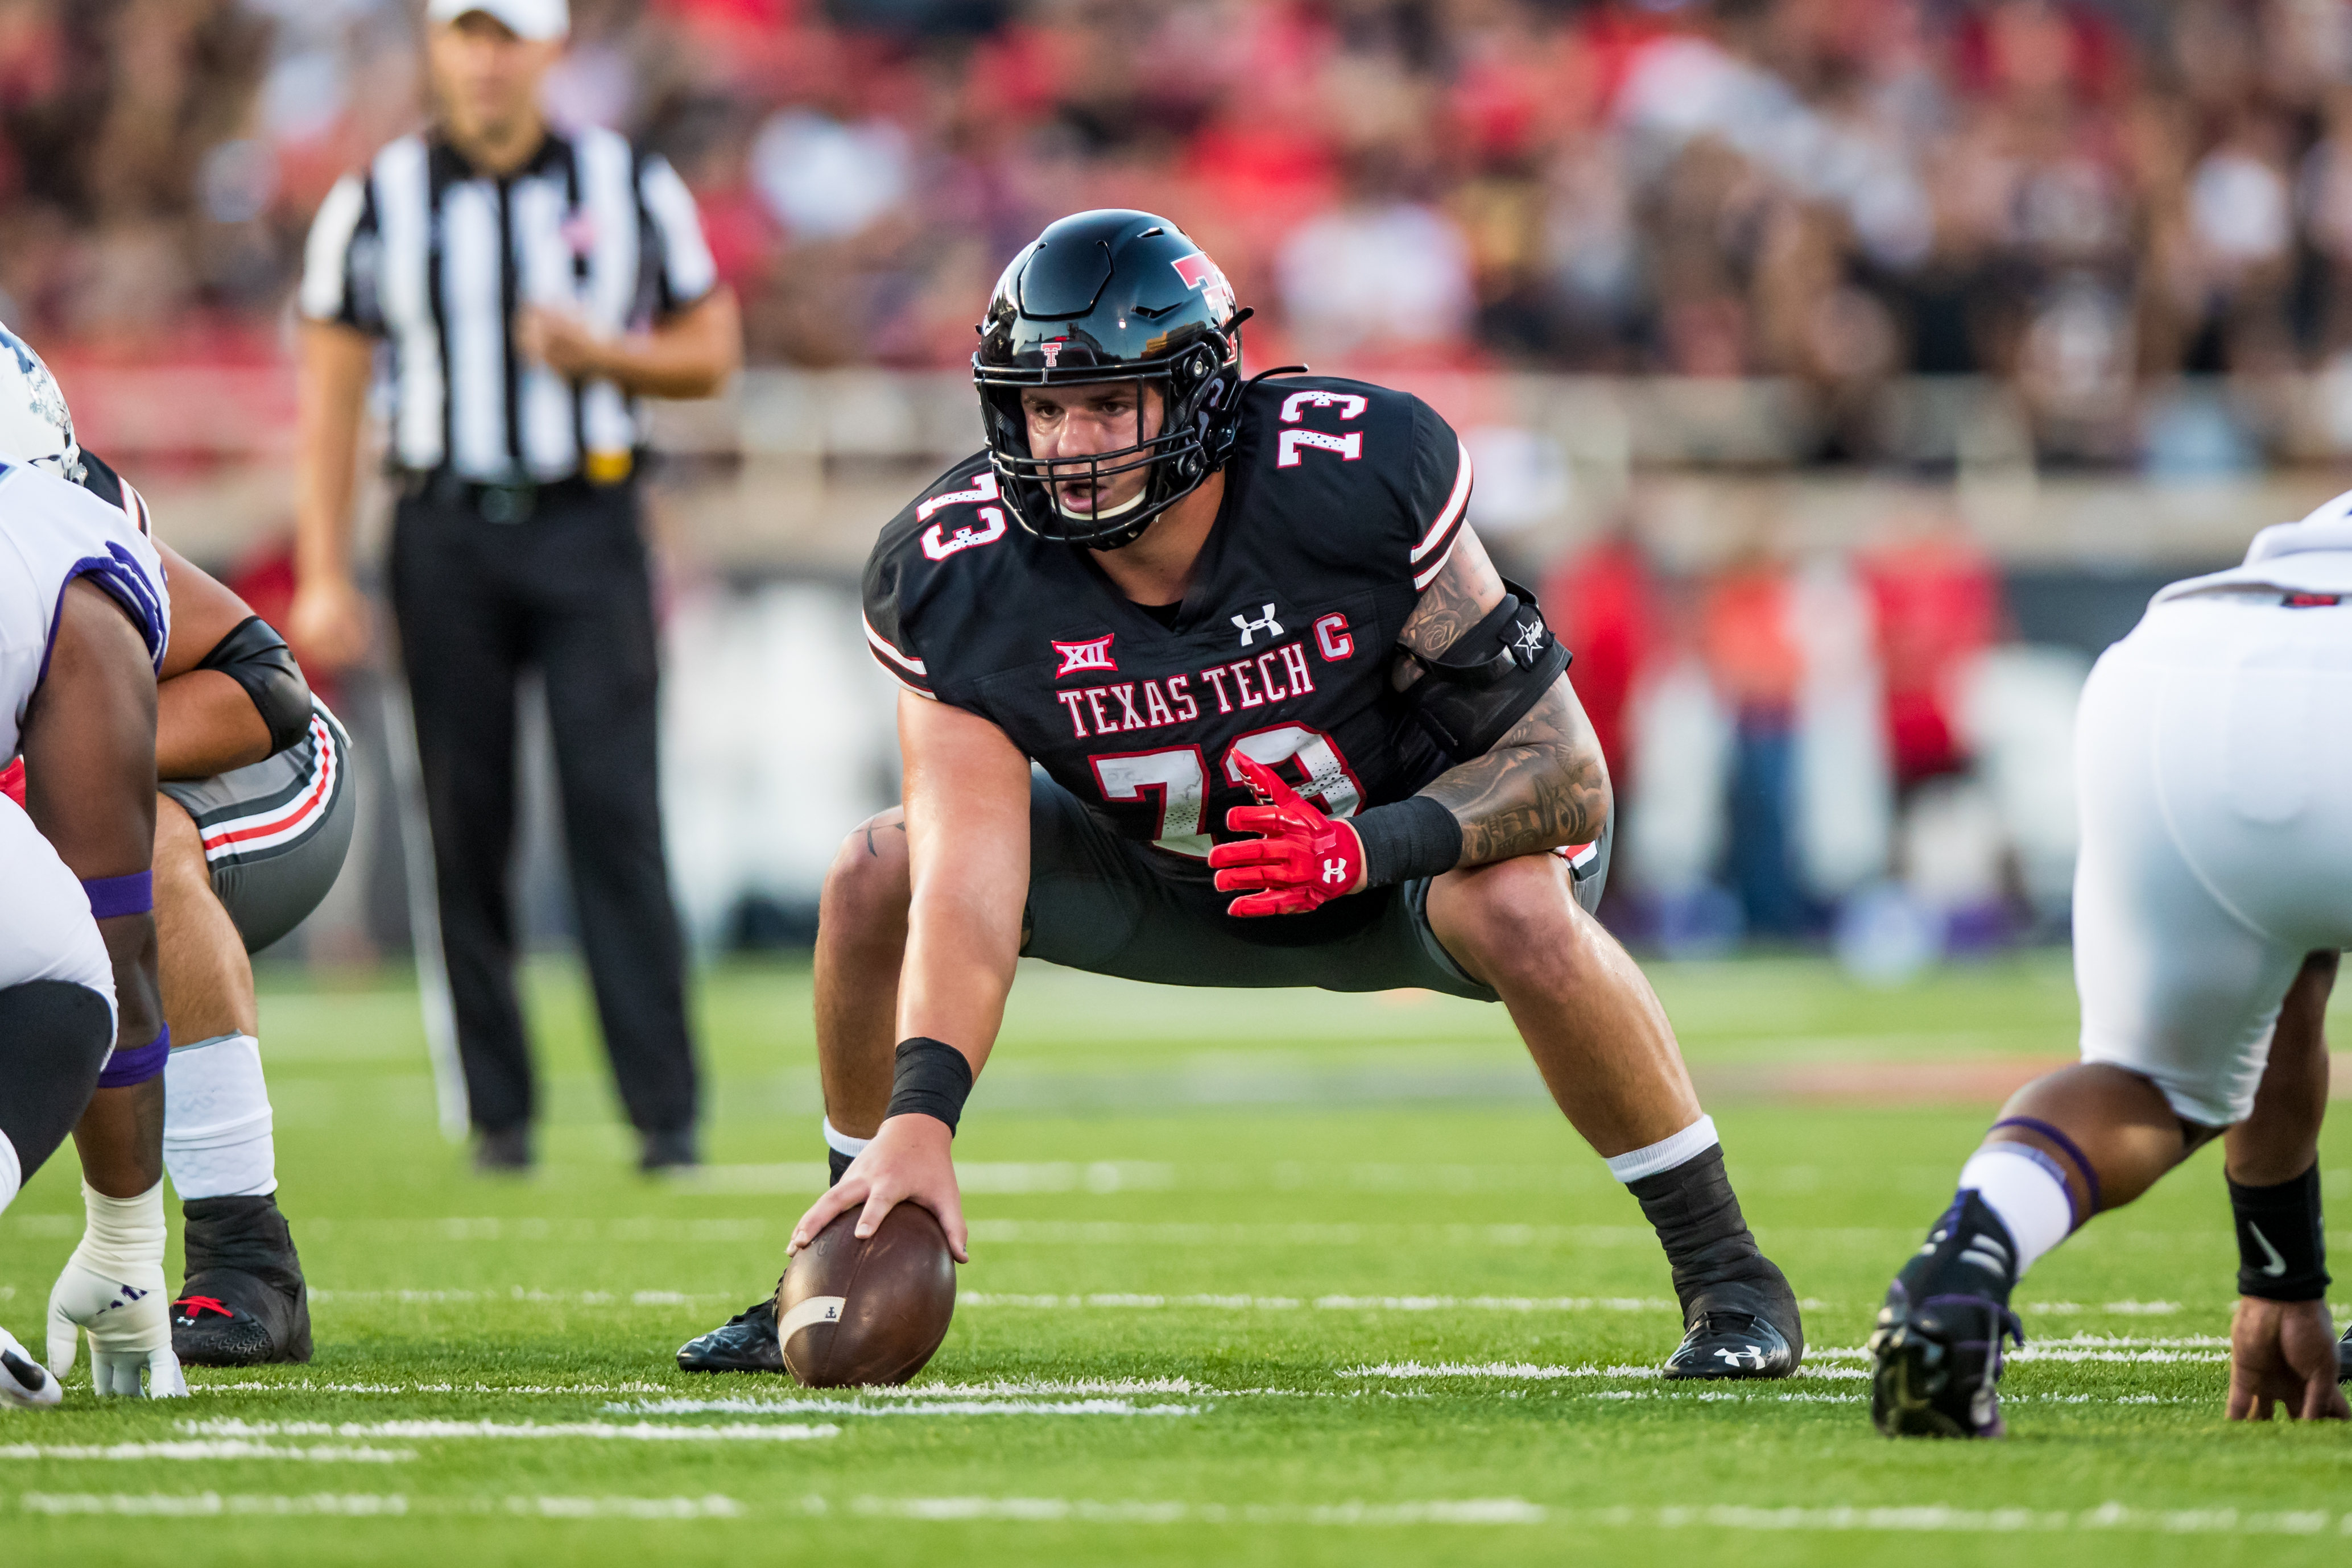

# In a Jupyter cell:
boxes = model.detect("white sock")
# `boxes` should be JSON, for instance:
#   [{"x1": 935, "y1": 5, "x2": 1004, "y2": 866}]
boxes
[
  {"x1": 1957, "y1": 1145, "x2": 2073, "y2": 1279},
  {"x1": 822, "y1": 1119, "x2": 870, "y2": 1160},
  {"x1": 1605, "y1": 1115, "x2": 1719, "y2": 1184},
  {"x1": 73, "y1": 1179, "x2": 167, "y2": 1279},
  {"x1": 0, "y1": 1131, "x2": 19, "y2": 1216},
  {"x1": 162, "y1": 1034, "x2": 276, "y2": 1199}
]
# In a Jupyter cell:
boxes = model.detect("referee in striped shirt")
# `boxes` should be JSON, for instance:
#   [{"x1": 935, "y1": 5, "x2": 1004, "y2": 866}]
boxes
[{"x1": 290, "y1": 0, "x2": 739, "y2": 1173}]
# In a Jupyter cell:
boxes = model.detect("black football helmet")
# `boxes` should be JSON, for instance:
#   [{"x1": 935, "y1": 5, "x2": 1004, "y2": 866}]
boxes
[{"x1": 974, "y1": 209, "x2": 1250, "y2": 550}]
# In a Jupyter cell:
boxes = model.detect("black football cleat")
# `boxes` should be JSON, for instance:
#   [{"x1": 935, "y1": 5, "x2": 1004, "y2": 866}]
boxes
[
  {"x1": 1869, "y1": 1191, "x2": 2024, "y2": 1438},
  {"x1": 172, "y1": 1194, "x2": 312, "y2": 1367},
  {"x1": 677, "y1": 1296, "x2": 784, "y2": 1373},
  {"x1": 1661, "y1": 1273, "x2": 1804, "y2": 1379}
]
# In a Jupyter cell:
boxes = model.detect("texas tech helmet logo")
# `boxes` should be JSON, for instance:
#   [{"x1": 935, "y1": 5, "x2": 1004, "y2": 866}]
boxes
[
  {"x1": 1040, "y1": 338, "x2": 1064, "y2": 368},
  {"x1": 1052, "y1": 633, "x2": 1118, "y2": 678},
  {"x1": 1171, "y1": 251, "x2": 1237, "y2": 322}
]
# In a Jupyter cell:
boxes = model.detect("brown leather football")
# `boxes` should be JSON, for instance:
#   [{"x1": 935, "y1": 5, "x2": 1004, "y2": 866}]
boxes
[{"x1": 775, "y1": 1203, "x2": 957, "y2": 1387}]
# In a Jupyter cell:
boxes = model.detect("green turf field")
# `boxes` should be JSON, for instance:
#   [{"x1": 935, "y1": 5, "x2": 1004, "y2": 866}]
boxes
[{"x1": 5, "y1": 951, "x2": 2350, "y2": 1566}]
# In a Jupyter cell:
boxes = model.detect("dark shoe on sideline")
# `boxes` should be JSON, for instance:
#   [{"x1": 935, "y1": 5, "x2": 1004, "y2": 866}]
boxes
[
  {"x1": 474, "y1": 1124, "x2": 531, "y2": 1174},
  {"x1": 172, "y1": 1195, "x2": 313, "y2": 1367},
  {"x1": 639, "y1": 1126, "x2": 698, "y2": 1174},
  {"x1": 678, "y1": 1297, "x2": 784, "y2": 1374}
]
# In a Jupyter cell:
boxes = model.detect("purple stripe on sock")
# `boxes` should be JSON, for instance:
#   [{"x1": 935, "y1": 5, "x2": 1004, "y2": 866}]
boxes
[
  {"x1": 80, "y1": 870, "x2": 152, "y2": 920},
  {"x1": 96, "y1": 1025, "x2": 168, "y2": 1088},
  {"x1": 1990, "y1": 1116, "x2": 2103, "y2": 1217}
]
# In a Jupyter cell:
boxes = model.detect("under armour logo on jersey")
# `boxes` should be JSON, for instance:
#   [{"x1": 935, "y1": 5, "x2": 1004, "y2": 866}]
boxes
[
  {"x1": 1232, "y1": 604, "x2": 1283, "y2": 646},
  {"x1": 1321, "y1": 858, "x2": 1349, "y2": 885},
  {"x1": 1052, "y1": 634, "x2": 1118, "y2": 678}
]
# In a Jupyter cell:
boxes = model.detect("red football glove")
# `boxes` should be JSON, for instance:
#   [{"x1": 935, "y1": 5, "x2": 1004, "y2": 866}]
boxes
[{"x1": 1208, "y1": 752, "x2": 1366, "y2": 917}]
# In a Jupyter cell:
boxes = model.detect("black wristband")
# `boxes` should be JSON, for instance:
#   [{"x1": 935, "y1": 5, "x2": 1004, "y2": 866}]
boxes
[
  {"x1": 2230, "y1": 1162, "x2": 2329, "y2": 1302},
  {"x1": 1350, "y1": 796, "x2": 1462, "y2": 887},
  {"x1": 886, "y1": 1037, "x2": 974, "y2": 1135}
]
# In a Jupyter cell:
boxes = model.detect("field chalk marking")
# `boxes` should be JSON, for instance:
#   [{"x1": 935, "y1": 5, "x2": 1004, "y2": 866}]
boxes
[{"x1": 180, "y1": 1420, "x2": 835, "y2": 1443}]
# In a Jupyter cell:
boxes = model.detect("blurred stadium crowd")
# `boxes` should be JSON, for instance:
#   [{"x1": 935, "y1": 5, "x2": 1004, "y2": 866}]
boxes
[
  {"x1": 2, "y1": 0, "x2": 2328, "y2": 967},
  {"x1": 6, "y1": 0, "x2": 2352, "y2": 460}
]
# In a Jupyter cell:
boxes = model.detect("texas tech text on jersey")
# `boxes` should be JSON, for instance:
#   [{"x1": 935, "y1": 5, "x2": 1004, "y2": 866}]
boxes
[{"x1": 862, "y1": 374, "x2": 1470, "y2": 874}]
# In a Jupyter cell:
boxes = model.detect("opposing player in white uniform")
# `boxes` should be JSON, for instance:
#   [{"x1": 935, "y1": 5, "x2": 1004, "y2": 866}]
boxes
[
  {"x1": 0, "y1": 459, "x2": 172, "y2": 1406},
  {"x1": 0, "y1": 328, "x2": 342, "y2": 1376},
  {"x1": 1870, "y1": 490, "x2": 2352, "y2": 1437}
]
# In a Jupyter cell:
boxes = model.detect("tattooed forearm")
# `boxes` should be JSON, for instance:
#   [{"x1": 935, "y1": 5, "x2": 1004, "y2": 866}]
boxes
[{"x1": 1417, "y1": 675, "x2": 1611, "y2": 867}]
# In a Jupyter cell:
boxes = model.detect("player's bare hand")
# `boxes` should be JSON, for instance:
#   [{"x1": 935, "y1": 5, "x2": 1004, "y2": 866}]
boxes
[
  {"x1": 517, "y1": 306, "x2": 610, "y2": 380},
  {"x1": 287, "y1": 572, "x2": 372, "y2": 672},
  {"x1": 2226, "y1": 1296, "x2": 2350, "y2": 1421},
  {"x1": 788, "y1": 1114, "x2": 968, "y2": 1263}
]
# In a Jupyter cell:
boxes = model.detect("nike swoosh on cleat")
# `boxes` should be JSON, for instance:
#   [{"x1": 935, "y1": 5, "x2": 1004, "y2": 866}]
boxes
[{"x1": 2247, "y1": 1221, "x2": 2288, "y2": 1277}]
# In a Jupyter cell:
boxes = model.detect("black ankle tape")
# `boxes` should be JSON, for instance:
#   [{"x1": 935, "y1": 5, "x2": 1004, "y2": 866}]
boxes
[
  {"x1": 886, "y1": 1038, "x2": 974, "y2": 1135},
  {"x1": 1627, "y1": 1145, "x2": 1787, "y2": 1321},
  {"x1": 828, "y1": 1149, "x2": 853, "y2": 1187},
  {"x1": 2230, "y1": 1162, "x2": 2329, "y2": 1302}
]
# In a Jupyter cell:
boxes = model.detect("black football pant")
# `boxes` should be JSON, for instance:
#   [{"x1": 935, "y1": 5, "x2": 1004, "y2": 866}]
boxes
[{"x1": 390, "y1": 482, "x2": 699, "y2": 1139}]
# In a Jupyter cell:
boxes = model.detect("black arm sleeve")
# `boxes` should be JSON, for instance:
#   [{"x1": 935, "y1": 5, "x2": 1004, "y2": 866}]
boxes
[{"x1": 196, "y1": 617, "x2": 313, "y2": 758}]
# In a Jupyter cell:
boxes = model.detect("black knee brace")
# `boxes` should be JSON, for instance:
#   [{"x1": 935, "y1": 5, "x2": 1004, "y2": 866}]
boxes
[{"x1": 0, "y1": 980, "x2": 114, "y2": 1188}]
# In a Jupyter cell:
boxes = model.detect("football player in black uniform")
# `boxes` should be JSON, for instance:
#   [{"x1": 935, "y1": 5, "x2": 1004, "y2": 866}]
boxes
[{"x1": 680, "y1": 209, "x2": 1803, "y2": 1379}]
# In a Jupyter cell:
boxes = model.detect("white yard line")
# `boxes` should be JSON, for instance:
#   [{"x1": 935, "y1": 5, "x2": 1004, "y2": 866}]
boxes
[
  {"x1": 16, "y1": 1492, "x2": 746, "y2": 1520},
  {"x1": 0, "y1": 1442, "x2": 412, "y2": 1463},
  {"x1": 960, "y1": 1292, "x2": 1680, "y2": 1312},
  {"x1": 840, "y1": 1495, "x2": 1550, "y2": 1526},
  {"x1": 609, "y1": 1398, "x2": 1201, "y2": 1417},
  {"x1": 179, "y1": 1420, "x2": 834, "y2": 1443}
]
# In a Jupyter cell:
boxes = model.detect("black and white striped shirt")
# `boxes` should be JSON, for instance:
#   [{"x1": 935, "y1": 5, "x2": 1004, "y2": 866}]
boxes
[{"x1": 299, "y1": 127, "x2": 716, "y2": 484}]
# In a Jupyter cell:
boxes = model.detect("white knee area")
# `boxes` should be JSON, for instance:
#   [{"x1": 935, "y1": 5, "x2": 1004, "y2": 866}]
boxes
[
  {"x1": 0, "y1": 1130, "x2": 19, "y2": 1217},
  {"x1": 1605, "y1": 1115, "x2": 1718, "y2": 1184},
  {"x1": 1957, "y1": 1146, "x2": 2073, "y2": 1279},
  {"x1": 822, "y1": 1118, "x2": 871, "y2": 1160},
  {"x1": 163, "y1": 1033, "x2": 276, "y2": 1199}
]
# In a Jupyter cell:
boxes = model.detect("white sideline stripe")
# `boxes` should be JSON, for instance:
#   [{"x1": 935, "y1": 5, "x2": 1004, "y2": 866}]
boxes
[
  {"x1": 611, "y1": 1399, "x2": 1202, "y2": 1418},
  {"x1": 22, "y1": 1492, "x2": 411, "y2": 1517},
  {"x1": 1340, "y1": 1361, "x2": 1869, "y2": 1383},
  {"x1": 845, "y1": 1495, "x2": 1546, "y2": 1527},
  {"x1": 16, "y1": 1493, "x2": 746, "y2": 1520},
  {"x1": 691, "y1": 1161, "x2": 1177, "y2": 1195},
  {"x1": 820, "y1": 1499, "x2": 2352, "y2": 1536},
  {"x1": 192, "y1": 1381, "x2": 673, "y2": 1395},
  {"x1": 961, "y1": 1292, "x2": 1679, "y2": 1312},
  {"x1": 0, "y1": 1443, "x2": 411, "y2": 1463},
  {"x1": 181, "y1": 1420, "x2": 836, "y2": 1443}
]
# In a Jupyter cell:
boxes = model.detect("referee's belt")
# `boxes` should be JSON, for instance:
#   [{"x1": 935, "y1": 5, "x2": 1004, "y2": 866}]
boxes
[{"x1": 399, "y1": 456, "x2": 635, "y2": 523}]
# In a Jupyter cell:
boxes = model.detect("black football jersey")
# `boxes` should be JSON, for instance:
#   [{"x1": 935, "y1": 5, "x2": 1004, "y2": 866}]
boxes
[{"x1": 862, "y1": 375, "x2": 1470, "y2": 883}]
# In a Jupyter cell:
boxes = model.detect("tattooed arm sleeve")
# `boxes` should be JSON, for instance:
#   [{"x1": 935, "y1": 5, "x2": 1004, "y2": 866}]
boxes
[{"x1": 1394, "y1": 526, "x2": 1611, "y2": 868}]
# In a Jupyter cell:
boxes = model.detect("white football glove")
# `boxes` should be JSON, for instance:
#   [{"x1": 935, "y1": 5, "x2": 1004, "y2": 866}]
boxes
[
  {"x1": 47, "y1": 1251, "x2": 187, "y2": 1399},
  {"x1": 0, "y1": 1326, "x2": 60, "y2": 1408}
]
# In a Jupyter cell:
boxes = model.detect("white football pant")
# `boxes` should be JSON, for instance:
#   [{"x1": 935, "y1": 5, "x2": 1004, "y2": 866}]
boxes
[{"x1": 2074, "y1": 592, "x2": 2352, "y2": 1126}]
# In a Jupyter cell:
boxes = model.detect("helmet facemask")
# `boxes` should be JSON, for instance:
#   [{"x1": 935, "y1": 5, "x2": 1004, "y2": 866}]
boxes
[{"x1": 977, "y1": 333, "x2": 1240, "y2": 551}]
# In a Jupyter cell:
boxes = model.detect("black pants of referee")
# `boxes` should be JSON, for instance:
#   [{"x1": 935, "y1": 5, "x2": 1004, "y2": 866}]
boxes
[{"x1": 390, "y1": 478, "x2": 699, "y2": 1139}]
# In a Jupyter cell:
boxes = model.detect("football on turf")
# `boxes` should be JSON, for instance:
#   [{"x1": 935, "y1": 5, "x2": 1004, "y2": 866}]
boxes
[{"x1": 776, "y1": 1203, "x2": 957, "y2": 1387}]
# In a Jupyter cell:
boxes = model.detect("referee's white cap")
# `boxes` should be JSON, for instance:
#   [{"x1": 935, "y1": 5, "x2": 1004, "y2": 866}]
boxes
[{"x1": 426, "y1": 0, "x2": 569, "y2": 40}]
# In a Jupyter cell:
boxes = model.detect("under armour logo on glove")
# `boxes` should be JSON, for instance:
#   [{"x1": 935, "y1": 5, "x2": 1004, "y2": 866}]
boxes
[{"x1": 1207, "y1": 752, "x2": 1365, "y2": 917}]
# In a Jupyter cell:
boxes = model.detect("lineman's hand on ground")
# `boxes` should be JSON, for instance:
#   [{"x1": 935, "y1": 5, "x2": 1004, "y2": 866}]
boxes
[
  {"x1": 287, "y1": 572, "x2": 372, "y2": 672},
  {"x1": 47, "y1": 1254, "x2": 189, "y2": 1399},
  {"x1": 2226, "y1": 1297, "x2": 2350, "y2": 1421},
  {"x1": 788, "y1": 1114, "x2": 968, "y2": 1264}
]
